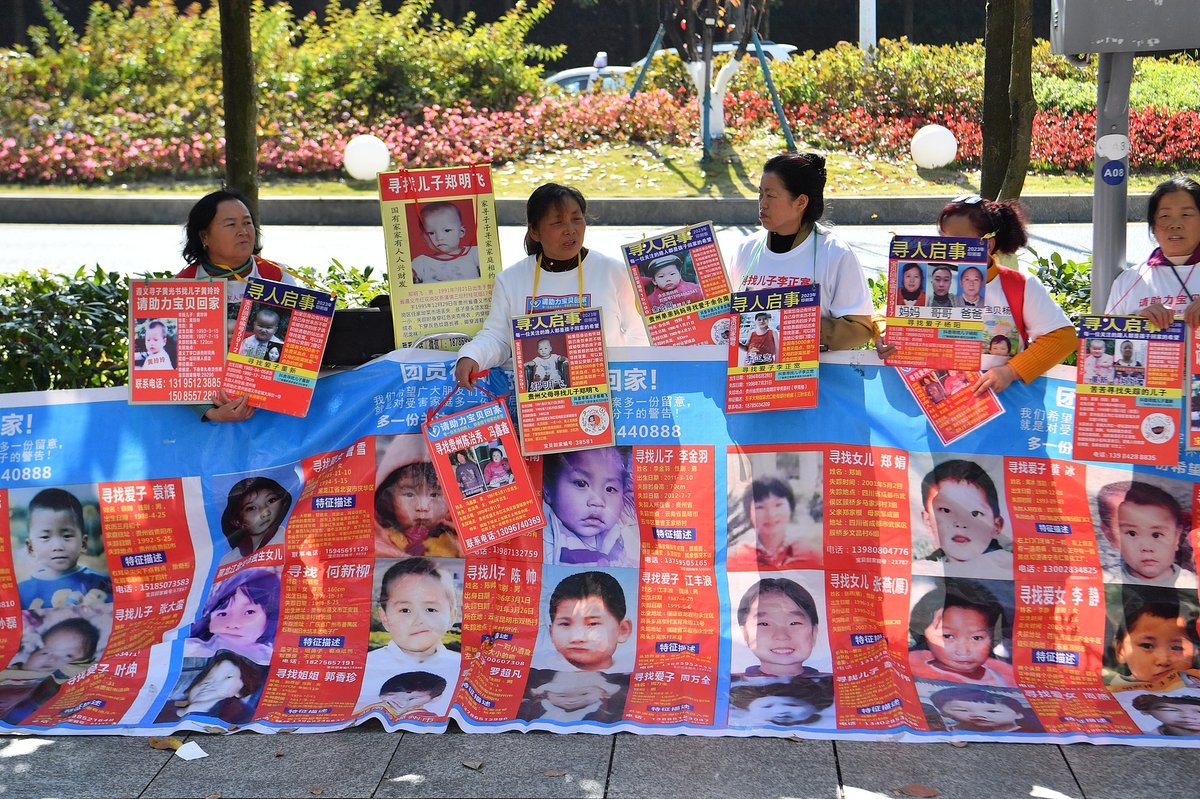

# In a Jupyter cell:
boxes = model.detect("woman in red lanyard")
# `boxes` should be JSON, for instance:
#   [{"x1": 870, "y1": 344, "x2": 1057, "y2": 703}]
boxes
[
  {"x1": 178, "y1": 189, "x2": 296, "y2": 422},
  {"x1": 877, "y1": 196, "x2": 1077, "y2": 395},
  {"x1": 454, "y1": 183, "x2": 648, "y2": 388},
  {"x1": 726, "y1": 153, "x2": 874, "y2": 350},
  {"x1": 1106, "y1": 176, "x2": 1200, "y2": 329}
]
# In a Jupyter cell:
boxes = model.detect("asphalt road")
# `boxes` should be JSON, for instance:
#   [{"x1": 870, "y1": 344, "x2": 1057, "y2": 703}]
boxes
[{"x1": 0, "y1": 221, "x2": 1155, "y2": 278}]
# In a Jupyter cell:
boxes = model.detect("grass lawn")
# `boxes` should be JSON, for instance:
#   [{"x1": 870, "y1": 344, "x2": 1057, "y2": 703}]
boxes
[{"x1": 0, "y1": 135, "x2": 1174, "y2": 198}]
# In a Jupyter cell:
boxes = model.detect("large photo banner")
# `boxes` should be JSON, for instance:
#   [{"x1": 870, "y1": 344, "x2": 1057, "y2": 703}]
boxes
[{"x1": 2, "y1": 348, "x2": 1200, "y2": 746}]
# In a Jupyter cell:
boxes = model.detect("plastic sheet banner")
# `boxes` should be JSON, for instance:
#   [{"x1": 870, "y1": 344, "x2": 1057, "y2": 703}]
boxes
[{"x1": 3, "y1": 348, "x2": 1200, "y2": 747}]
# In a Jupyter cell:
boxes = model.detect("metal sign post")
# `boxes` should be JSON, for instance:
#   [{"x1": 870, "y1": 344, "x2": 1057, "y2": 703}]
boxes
[{"x1": 1049, "y1": 0, "x2": 1200, "y2": 310}]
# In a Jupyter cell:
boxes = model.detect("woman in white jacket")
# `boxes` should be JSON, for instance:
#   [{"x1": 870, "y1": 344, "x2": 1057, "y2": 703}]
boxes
[{"x1": 454, "y1": 183, "x2": 648, "y2": 387}]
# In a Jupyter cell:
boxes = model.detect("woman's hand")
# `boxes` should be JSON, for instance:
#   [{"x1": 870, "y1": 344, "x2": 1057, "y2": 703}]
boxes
[
  {"x1": 1184, "y1": 297, "x2": 1200, "y2": 328},
  {"x1": 972, "y1": 363, "x2": 1019, "y2": 396},
  {"x1": 874, "y1": 335, "x2": 896, "y2": 359},
  {"x1": 454, "y1": 357, "x2": 481, "y2": 389},
  {"x1": 1137, "y1": 303, "x2": 1175, "y2": 330},
  {"x1": 204, "y1": 390, "x2": 254, "y2": 423}
]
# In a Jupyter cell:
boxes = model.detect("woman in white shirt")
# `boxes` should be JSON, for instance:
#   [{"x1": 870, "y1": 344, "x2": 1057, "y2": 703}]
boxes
[{"x1": 726, "y1": 153, "x2": 874, "y2": 350}]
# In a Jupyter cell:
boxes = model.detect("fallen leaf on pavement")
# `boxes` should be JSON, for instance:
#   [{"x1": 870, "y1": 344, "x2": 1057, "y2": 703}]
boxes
[
  {"x1": 543, "y1": 770, "x2": 568, "y2": 777},
  {"x1": 897, "y1": 784, "x2": 940, "y2": 798},
  {"x1": 310, "y1": 787, "x2": 323, "y2": 796},
  {"x1": 462, "y1": 759, "x2": 484, "y2": 771},
  {"x1": 148, "y1": 736, "x2": 183, "y2": 751},
  {"x1": 205, "y1": 794, "x2": 221, "y2": 799},
  {"x1": 275, "y1": 750, "x2": 285, "y2": 758}
]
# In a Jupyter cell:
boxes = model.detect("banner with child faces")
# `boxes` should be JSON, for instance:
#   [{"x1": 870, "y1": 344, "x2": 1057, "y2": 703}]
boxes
[{"x1": 4, "y1": 348, "x2": 1200, "y2": 746}]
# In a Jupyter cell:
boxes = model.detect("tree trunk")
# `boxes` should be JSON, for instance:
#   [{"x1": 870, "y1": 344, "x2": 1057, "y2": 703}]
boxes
[
  {"x1": 999, "y1": 0, "x2": 1034, "y2": 200},
  {"x1": 217, "y1": 0, "x2": 259, "y2": 219},
  {"x1": 980, "y1": 0, "x2": 1014, "y2": 200}
]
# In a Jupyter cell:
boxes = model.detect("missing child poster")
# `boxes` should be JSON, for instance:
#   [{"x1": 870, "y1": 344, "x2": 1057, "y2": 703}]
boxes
[
  {"x1": 129, "y1": 280, "x2": 227, "y2": 404},
  {"x1": 1073, "y1": 316, "x2": 1185, "y2": 466},
  {"x1": 221, "y1": 278, "x2": 336, "y2": 418},
  {"x1": 511, "y1": 308, "x2": 615, "y2": 455},
  {"x1": 1188, "y1": 326, "x2": 1200, "y2": 452},
  {"x1": 378, "y1": 164, "x2": 502, "y2": 348},
  {"x1": 725, "y1": 286, "x2": 820, "y2": 414},
  {"x1": 899, "y1": 367, "x2": 1005, "y2": 445},
  {"x1": 423, "y1": 400, "x2": 544, "y2": 555},
  {"x1": 883, "y1": 236, "x2": 990, "y2": 371},
  {"x1": 10, "y1": 348, "x2": 1200, "y2": 746},
  {"x1": 620, "y1": 222, "x2": 732, "y2": 346}
]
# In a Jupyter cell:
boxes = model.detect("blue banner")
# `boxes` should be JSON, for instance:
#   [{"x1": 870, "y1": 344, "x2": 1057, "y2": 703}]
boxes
[{"x1": 1, "y1": 348, "x2": 1199, "y2": 746}]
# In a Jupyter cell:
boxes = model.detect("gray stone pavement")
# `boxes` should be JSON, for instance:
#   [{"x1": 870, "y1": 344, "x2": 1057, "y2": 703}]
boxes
[{"x1": 4, "y1": 724, "x2": 1200, "y2": 799}]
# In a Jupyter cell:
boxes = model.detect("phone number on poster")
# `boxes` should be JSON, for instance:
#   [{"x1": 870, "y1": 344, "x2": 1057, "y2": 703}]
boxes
[
  {"x1": 616, "y1": 424, "x2": 682, "y2": 439},
  {"x1": 0, "y1": 466, "x2": 51, "y2": 481}
]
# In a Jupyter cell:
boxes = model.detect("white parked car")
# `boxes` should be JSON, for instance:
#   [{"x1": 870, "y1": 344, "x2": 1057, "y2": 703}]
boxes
[
  {"x1": 543, "y1": 66, "x2": 633, "y2": 94},
  {"x1": 633, "y1": 40, "x2": 796, "y2": 68}
]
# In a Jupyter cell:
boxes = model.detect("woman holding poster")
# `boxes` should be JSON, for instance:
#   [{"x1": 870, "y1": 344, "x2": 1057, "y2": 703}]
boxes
[
  {"x1": 877, "y1": 196, "x2": 1076, "y2": 394},
  {"x1": 177, "y1": 189, "x2": 298, "y2": 423},
  {"x1": 453, "y1": 184, "x2": 648, "y2": 388},
  {"x1": 1106, "y1": 176, "x2": 1200, "y2": 328},
  {"x1": 727, "y1": 153, "x2": 874, "y2": 351}
]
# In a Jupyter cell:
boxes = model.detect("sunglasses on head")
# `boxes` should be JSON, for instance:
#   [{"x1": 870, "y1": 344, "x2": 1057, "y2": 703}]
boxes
[{"x1": 952, "y1": 194, "x2": 984, "y2": 205}]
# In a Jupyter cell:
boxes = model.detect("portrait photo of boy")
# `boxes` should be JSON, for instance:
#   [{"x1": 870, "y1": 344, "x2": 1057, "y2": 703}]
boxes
[
  {"x1": 532, "y1": 568, "x2": 637, "y2": 674},
  {"x1": 410, "y1": 201, "x2": 481, "y2": 284},
  {"x1": 12, "y1": 486, "x2": 112, "y2": 610}
]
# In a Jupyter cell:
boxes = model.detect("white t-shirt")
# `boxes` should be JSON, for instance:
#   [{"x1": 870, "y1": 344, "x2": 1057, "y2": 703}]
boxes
[
  {"x1": 456, "y1": 251, "x2": 649, "y2": 372},
  {"x1": 978, "y1": 269, "x2": 1073, "y2": 371},
  {"x1": 356, "y1": 642, "x2": 462, "y2": 718},
  {"x1": 1106, "y1": 258, "x2": 1200, "y2": 317},
  {"x1": 727, "y1": 225, "x2": 872, "y2": 319}
]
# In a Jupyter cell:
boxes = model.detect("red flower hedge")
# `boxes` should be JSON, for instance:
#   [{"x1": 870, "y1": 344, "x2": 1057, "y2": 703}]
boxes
[{"x1": 1, "y1": 89, "x2": 1197, "y2": 184}]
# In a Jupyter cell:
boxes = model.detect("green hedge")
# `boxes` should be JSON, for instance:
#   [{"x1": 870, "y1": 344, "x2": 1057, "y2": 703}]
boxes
[
  {"x1": 717, "y1": 39, "x2": 1199, "y2": 116},
  {"x1": 1, "y1": 0, "x2": 562, "y2": 140},
  {"x1": 0, "y1": 262, "x2": 386, "y2": 393}
]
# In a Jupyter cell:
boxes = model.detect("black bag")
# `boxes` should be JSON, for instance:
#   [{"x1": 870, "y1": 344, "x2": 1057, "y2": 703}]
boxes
[{"x1": 321, "y1": 296, "x2": 396, "y2": 368}]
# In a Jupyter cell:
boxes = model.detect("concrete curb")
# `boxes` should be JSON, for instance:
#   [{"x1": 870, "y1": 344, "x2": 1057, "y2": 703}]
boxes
[{"x1": 0, "y1": 193, "x2": 1149, "y2": 227}]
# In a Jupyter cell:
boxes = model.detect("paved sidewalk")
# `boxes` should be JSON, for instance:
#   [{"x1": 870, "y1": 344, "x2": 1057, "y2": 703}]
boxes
[{"x1": 3, "y1": 724, "x2": 1198, "y2": 799}]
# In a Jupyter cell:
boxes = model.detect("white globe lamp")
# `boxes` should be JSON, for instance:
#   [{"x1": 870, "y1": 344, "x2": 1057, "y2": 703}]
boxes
[
  {"x1": 342, "y1": 134, "x2": 391, "y2": 180},
  {"x1": 910, "y1": 124, "x2": 958, "y2": 169}
]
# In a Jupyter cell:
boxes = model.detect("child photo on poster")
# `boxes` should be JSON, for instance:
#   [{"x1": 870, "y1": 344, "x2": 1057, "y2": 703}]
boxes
[
  {"x1": 355, "y1": 557, "x2": 464, "y2": 719},
  {"x1": 522, "y1": 334, "x2": 570, "y2": 392},
  {"x1": 11, "y1": 485, "x2": 113, "y2": 610},
  {"x1": 907, "y1": 576, "x2": 1017, "y2": 688},
  {"x1": 531, "y1": 567, "x2": 637, "y2": 675},
  {"x1": 1086, "y1": 465, "x2": 1198, "y2": 589},
  {"x1": 909, "y1": 455, "x2": 1014, "y2": 581},
  {"x1": 373, "y1": 435, "x2": 463, "y2": 559},
  {"x1": 541, "y1": 447, "x2": 639, "y2": 569},
  {"x1": 642, "y1": 253, "x2": 706, "y2": 314},
  {"x1": 518, "y1": 668, "x2": 630, "y2": 724},
  {"x1": 725, "y1": 449, "x2": 823, "y2": 571},
  {"x1": 1081, "y1": 338, "x2": 1116, "y2": 384},
  {"x1": 133, "y1": 318, "x2": 177, "y2": 370},
  {"x1": 237, "y1": 304, "x2": 288, "y2": 362},
  {"x1": 727, "y1": 570, "x2": 832, "y2": 679},
  {"x1": 726, "y1": 675, "x2": 835, "y2": 729},
  {"x1": 922, "y1": 684, "x2": 1044, "y2": 733},
  {"x1": 738, "y1": 310, "x2": 780, "y2": 366},
  {"x1": 1101, "y1": 583, "x2": 1200, "y2": 693},
  {"x1": 211, "y1": 467, "x2": 301, "y2": 567},
  {"x1": 409, "y1": 200, "x2": 482, "y2": 284}
]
